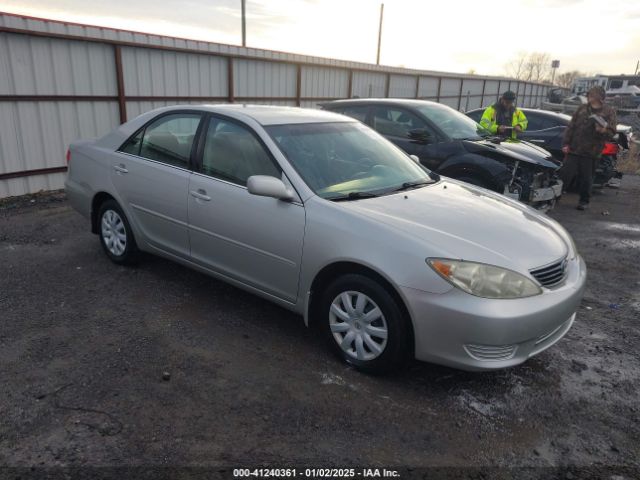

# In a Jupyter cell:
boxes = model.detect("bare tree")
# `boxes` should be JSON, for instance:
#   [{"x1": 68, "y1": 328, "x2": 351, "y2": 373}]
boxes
[
  {"x1": 505, "y1": 52, "x2": 528, "y2": 80},
  {"x1": 505, "y1": 52, "x2": 552, "y2": 82},
  {"x1": 556, "y1": 70, "x2": 584, "y2": 88},
  {"x1": 527, "y1": 52, "x2": 551, "y2": 82}
]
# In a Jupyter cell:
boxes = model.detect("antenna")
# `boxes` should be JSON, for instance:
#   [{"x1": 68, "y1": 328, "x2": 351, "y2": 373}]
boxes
[
  {"x1": 376, "y1": 3, "x2": 384, "y2": 65},
  {"x1": 241, "y1": 0, "x2": 246, "y2": 47}
]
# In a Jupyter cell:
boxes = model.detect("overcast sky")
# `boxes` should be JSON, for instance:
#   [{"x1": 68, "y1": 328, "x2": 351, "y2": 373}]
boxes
[{"x1": 3, "y1": 0, "x2": 640, "y2": 76}]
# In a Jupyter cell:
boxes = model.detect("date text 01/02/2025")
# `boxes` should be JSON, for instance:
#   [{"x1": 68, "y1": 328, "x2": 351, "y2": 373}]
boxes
[{"x1": 233, "y1": 468, "x2": 401, "y2": 478}]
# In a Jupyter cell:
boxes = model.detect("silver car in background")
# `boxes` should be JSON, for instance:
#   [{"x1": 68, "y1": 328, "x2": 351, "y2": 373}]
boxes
[{"x1": 65, "y1": 105, "x2": 587, "y2": 373}]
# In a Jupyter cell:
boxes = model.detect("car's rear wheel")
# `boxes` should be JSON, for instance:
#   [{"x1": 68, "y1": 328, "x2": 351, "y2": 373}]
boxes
[
  {"x1": 320, "y1": 274, "x2": 410, "y2": 374},
  {"x1": 98, "y1": 199, "x2": 138, "y2": 264}
]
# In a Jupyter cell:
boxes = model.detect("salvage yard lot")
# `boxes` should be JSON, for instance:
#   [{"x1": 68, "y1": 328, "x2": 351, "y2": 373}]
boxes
[{"x1": 1, "y1": 177, "x2": 639, "y2": 475}]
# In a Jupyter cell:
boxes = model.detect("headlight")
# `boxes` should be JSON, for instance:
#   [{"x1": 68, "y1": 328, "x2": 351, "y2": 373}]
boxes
[{"x1": 427, "y1": 258, "x2": 542, "y2": 299}]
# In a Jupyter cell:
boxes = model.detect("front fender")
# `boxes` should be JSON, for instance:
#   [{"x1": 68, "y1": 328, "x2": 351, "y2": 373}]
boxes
[{"x1": 438, "y1": 153, "x2": 510, "y2": 189}]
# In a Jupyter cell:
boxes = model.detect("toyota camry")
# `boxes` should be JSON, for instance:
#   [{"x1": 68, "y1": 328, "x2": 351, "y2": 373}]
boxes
[{"x1": 65, "y1": 105, "x2": 587, "y2": 373}]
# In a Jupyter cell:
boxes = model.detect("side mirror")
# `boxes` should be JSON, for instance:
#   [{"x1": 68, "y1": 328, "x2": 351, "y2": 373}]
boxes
[
  {"x1": 407, "y1": 128, "x2": 431, "y2": 144},
  {"x1": 247, "y1": 175, "x2": 294, "y2": 201},
  {"x1": 409, "y1": 154, "x2": 421, "y2": 164}
]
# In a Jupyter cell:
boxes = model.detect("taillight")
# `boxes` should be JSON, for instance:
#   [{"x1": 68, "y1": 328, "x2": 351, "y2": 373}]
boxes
[
  {"x1": 66, "y1": 148, "x2": 71, "y2": 164},
  {"x1": 602, "y1": 143, "x2": 618, "y2": 155}
]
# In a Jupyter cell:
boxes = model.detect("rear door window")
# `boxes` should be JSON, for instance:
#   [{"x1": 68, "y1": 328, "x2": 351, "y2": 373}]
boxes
[
  {"x1": 120, "y1": 130, "x2": 143, "y2": 156},
  {"x1": 340, "y1": 105, "x2": 370, "y2": 123},
  {"x1": 136, "y1": 113, "x2": 202, "y2": 168}
]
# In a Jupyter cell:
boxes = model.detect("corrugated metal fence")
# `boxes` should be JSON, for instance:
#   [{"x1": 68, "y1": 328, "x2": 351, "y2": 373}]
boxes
[{"x1": 0, "y1": 12, "x2": 550, "y2": 198}]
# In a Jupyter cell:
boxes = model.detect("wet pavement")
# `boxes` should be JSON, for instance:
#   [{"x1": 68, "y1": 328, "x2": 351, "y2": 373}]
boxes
[{"x1": 0, "y1": 178, "x2": 639, "y2": 478}]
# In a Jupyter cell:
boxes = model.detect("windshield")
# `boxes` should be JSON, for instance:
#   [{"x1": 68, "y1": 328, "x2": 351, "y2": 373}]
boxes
[
  {"x1": 416, "y1": 103, "x2": 490, "y2": 140},
  {"x1": 266, "y1": 122, "x2": 433, "y2": 199}
]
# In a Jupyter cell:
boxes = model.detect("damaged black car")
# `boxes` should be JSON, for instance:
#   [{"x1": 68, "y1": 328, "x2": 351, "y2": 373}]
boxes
[
  {"x1": 321, "y1": 99, "x2": 562, "y2": 211},
  {"x1": 466, "y1": 107, "x2": 631, "y2": 189}
]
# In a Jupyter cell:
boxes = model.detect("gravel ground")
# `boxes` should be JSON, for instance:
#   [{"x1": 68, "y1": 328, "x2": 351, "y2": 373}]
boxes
[{"x1": 0, "y1": 178, "x2": 639, "y2": 479}]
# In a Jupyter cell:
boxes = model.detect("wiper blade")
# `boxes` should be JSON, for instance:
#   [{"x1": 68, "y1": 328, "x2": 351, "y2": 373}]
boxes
[
  {"x1": 328, "y1": 191, "x2": 380, "y2": 201},
  {"x1": 392, "y1": 180, "x2": 434, "y2": 192}
]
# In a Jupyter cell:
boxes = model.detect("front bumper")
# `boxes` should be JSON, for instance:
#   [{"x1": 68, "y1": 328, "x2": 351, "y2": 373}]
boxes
[
  {"x1": 401, "y1": 255, "x2": 587, "y2": 371},
  {"x1": 532, "y1": 181, "x2": 563, "y2": 203}
]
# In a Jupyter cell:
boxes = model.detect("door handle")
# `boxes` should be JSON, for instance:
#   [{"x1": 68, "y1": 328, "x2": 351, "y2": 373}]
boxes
[
  {"x1": 190, "y1": 189, "x2": 211, "y2": 201},
  {"x1": 114, "y1": 164, "x2": 128, "y2": 174},
  {"x1": 530, "y1": 139, "x2": 545, "y2": 144}
]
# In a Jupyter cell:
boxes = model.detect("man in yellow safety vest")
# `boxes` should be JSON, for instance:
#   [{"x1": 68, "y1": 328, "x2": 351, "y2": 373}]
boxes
[{"x1": 479, "y1": 91, "x2": 528, "y2": 139}]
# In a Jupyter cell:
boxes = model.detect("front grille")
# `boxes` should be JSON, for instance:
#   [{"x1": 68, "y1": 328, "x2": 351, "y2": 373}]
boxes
[
  {"x1": 464, "y1": 344, "x2": 516, "y2": 361},
  {"x1": 530, "y1": 258, "x2": 567, "y2": 288}
]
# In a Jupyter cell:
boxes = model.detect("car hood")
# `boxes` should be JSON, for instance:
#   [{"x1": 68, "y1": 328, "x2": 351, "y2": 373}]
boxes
[
  {"x1": 339, "y1": 180, "x2": 568, "y2": 272},
  {"x1": 463, "y1": 138, "x2": 560, "y2": 169}
]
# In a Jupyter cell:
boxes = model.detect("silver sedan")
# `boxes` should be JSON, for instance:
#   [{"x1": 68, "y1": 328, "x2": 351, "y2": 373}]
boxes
[{"x1": 65, "y1": 105, "x2": 587, "y2": 373}]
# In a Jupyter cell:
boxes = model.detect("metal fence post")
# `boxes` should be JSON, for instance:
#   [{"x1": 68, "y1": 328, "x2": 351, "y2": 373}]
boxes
[
  {"x1": 114, "y1": 45, "x2": 127, "y2": 124},
  {"x1": 295, "y1": 64, "x2": 302, "y2": 106},
  {"x1": 228, "y1": 57, "x2": 234, "y2": 103}
]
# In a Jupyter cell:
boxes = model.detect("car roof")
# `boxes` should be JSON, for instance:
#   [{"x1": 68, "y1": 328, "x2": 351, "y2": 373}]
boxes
[
  {"x1": 466, "y1": 107, "x2": 570, "y2": 119},
  {"x1": 138, "y1": 104, "x2": 352, "y2": 126},
  {"x1": 322, "y1": 98, "x2": 441, "y2": 108}
]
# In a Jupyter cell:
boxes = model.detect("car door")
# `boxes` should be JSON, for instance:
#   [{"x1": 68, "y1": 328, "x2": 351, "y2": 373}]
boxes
[
  {"x1": 519, "y1": 112, "x2": 546, "y2": 144},
  {"x1": 518, "y1": 113, "x2": 565, "y2": 158},
  {"x1": 187, "y1": 115, "x2": 305, "y2": 303},
  {"x1": 370, "y1": 105, "x2": 445, "y2": 170},
  {"x1": 113, "y1": 112, "x2": 202, "y2": 258}
]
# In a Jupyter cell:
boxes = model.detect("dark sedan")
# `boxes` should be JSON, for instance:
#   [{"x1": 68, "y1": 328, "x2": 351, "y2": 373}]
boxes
[
  {"x1": 466, "y1": 107, "x2": 630, "y2": 187},
  {"x1": 322, "y1": 99, "x2": 562, "y2": 210},
  {"x1": 466, "y1": 108, "x2": 631, "y2": 156}
]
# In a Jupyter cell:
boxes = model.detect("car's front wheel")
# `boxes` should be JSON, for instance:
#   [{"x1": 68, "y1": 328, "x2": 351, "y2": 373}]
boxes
[
  {"x1": 320, "y1": 274, "x2": 411, "y2": 374},
  {"x1": 98, "y1": 199, "x2": 138, "y2": 264}
]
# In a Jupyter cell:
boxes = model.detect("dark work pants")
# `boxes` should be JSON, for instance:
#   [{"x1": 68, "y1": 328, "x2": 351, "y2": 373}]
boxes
[{"x1": 560, "y1": 153, "x2": 597, "y2": 204}]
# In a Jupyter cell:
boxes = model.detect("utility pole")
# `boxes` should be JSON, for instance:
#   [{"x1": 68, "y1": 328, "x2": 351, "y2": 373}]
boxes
[
  {"x1": 551, "y1": 59, "x2": 560, "y2": 85},
  {"x1": 241, "y1": 0, "x2": 246, "y2": 47},
  {"x1": 376, "y1": 3, "x2": 384, "y2": 65}
]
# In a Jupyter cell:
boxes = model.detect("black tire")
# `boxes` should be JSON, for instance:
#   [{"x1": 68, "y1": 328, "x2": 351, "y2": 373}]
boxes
[
  {"x1": 456, "y1": 175, "x2": 493, "y2": 190},
  {"x1": 97, "y1": 199, "x2": 138, "y2": 265},
  {"x1": 319, "y1": 274, "x2": 411, "y2": 374}
]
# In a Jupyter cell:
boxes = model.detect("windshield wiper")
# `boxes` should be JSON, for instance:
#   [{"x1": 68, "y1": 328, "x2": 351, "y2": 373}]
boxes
[
  {"x1": 392, "y1": 179, "x2": 434, "y2": 192},
  {"x1": 328, "y1": 191, "x2": 380, "y2": 201}
]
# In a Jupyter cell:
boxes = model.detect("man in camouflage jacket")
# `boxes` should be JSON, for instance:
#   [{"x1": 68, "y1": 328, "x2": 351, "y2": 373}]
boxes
[{"x1": 561, "y1": 86, "x2": 617, "y2": 210}]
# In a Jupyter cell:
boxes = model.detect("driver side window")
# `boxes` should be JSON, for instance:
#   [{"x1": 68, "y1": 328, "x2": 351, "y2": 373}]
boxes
[
  {"x1": 372, "y1": 107, "x2": 427, "y2": 138},
  {"x1": 200, "y1": 118, "x2": 281, "y2": 186}
]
